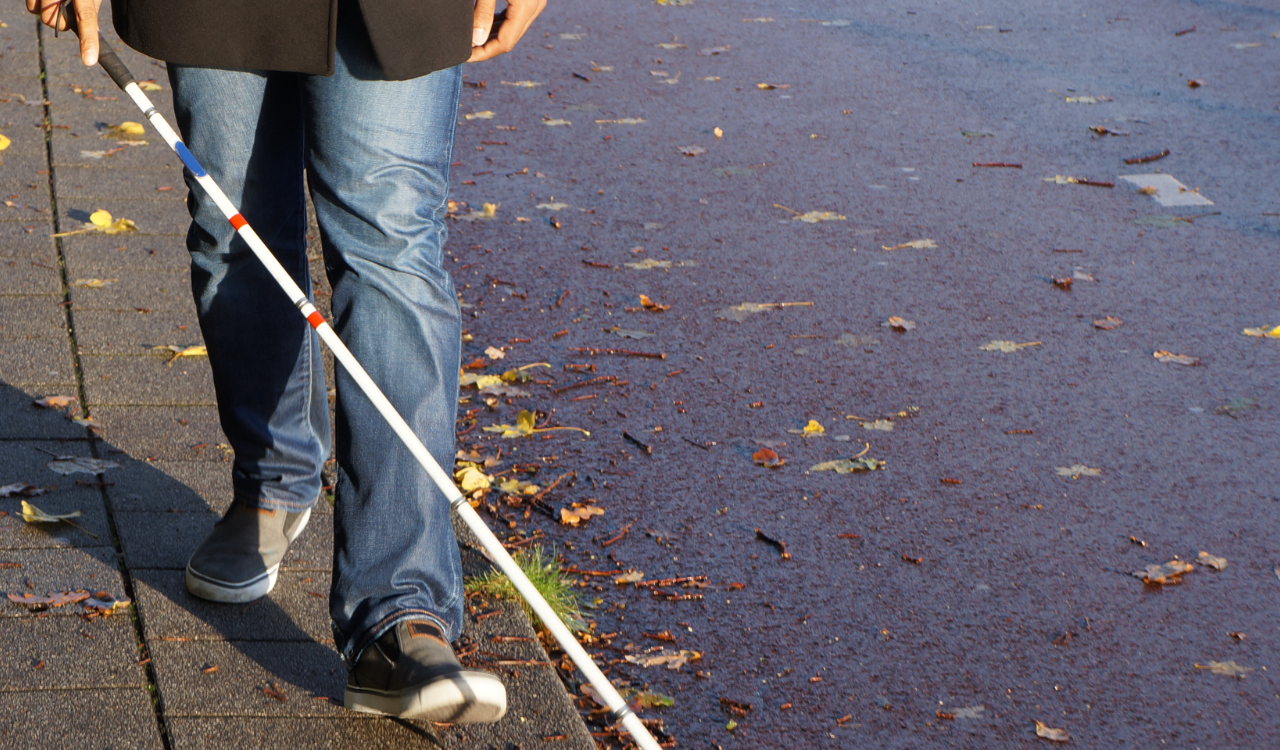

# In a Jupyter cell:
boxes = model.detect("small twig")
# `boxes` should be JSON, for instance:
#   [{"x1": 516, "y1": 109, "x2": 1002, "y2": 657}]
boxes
[
  {"x1": 972, "y1": 162, "x2": 1022, "y2": 168},
  {"x1": 530, "y1": 471, "x2": 574, "y2": 504},
  {"x1": 623, "y1": 431, "x2": 653, "y2": 454},
  {"x1": 568, "y1": 347, "x2": 665, "y2": 360},
  {"x1": 599, "y1": 523, "x2": 633, "y2": 547},
  {"x1": 552, "y1": 375, "x2": 616, "y2": 395},
  {"x1": 754, "y1": 529, "x2": 790, "y2": 560},
  {"x1": 681, "y1": 436, "x2": 711, "y2": 451},
  {"x1": 1075, "y1": 179, "x2": 1114, "y2": 188},
  {"x1": 1123, "y1": 149, "x2": 1170, "y2": 165}
]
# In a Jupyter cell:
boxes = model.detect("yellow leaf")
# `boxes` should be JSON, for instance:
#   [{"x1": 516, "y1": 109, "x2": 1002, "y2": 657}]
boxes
[
  {"x1": 0, "y1": 133, "x2": 9, "y2": 151},
  {"x1": 802, "y1": 420, "x2": 825, "y2": 435},
  {"x1": 1242, "y1": 325, "x2": 1280, "y2": 338},
  {"x1": 118, "y1": 121, "x2": 145, "y2": 135},
  {"x1": 72, "y1": 278, "x2": 118, "y2": 288},
  {"x1": 860, "y1": 419, "x2": 895, "y2": 431},
  {"x1": 1152, "y1": 350, "x2": 1199, "y2": 366},
  {"x1": 980, "y1": 340, "x2": 1040, "y2": 352},
  {"x1": 881, "y1": 239, "x2": 937, "y2": 250},
  {"x1": 89, "y1": 209, "x2": 114, "y2": 227},
  {"x1": 482, "y1": 202, "x2": 498, "y2": 217},
  {"x1": 138, "y1": 80, "x2": 163, "y2": 91},
  {"x1": 1054, "y1": 464, "x2": 1101, "y2": 479},
  {"x1": 1194, "y1": 660, "x2": 1252, "y2": 678},
  {"x1": 33, "y1": 395, "x2": 77, "y2": 408},
  {"x1": 465, "y1": 111, "x2": 495, "y2": 120},
  {"x1": 794, "y1": 210, "x2": 845, "y2": 223},
  {"x1": 20, "y1": 500, "x2": 82, "y2": 524},
  {"x1": 456, "y1": 465, "x2": 491, "y2": 492}
]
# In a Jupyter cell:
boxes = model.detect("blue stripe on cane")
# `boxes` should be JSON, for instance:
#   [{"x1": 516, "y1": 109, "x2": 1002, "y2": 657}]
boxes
[{"x1": 174, "y1": 142, "x2": 207, "y2": 177}]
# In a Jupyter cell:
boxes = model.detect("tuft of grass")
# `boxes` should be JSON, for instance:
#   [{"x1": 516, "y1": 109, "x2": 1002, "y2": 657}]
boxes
[{"x1": 465, "y1": 545, "x2": 585, "y2": 632}]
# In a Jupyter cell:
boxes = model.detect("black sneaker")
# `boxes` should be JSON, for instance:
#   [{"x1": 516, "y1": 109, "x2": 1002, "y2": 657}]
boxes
[
  {"x1": 185, "y1": 502, "x2": 311, "y2": 603},
  {"x1": 345, "y1": 620, "x2": 508, "y2": 723}
]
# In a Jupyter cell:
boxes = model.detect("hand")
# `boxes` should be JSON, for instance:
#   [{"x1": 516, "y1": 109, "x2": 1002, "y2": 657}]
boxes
[
  {"x1": 468, "y1": 0, "x2": 546, "y2": 63},
  {"x1": 26, "y1": 0, "x2": 103, "y2": 65}
]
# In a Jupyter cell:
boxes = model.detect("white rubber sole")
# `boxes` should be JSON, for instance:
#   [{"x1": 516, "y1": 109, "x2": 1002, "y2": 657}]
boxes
[
  {"x1": 184, "y1": 507, "x2": 311, "y2": 604},
  {"x1": 344, "y1": 671, "x2": 508, "y2": 724}
]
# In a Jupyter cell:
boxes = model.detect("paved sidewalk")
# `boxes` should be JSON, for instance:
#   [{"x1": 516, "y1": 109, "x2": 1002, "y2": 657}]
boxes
[{"x1": 0, "y1": 6, "x2": 591, "y2": 749}]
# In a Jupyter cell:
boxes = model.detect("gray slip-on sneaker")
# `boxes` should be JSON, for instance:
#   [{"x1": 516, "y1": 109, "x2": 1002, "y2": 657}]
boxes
[
  {"x1": 185, "y1": 502, "x2": 312, "y2": 603},
  {"x1": 345, "y1": 620, "x2": 508, "y2": 723}
]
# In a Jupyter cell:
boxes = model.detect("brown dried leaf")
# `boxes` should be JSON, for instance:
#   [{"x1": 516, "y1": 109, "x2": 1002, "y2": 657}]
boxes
[
  {"x1": 8, "y1": 590, "x2": 91, "y2": 608},
  {"x1": 1153, "y1": 350, "x2": 1200, "y2": 366},
  {"x1": 559, "y1": 504, "x2": 605, "y2": 526},
  {"x1": 33, "y1": 395, "x2": 77, "y2": 408},
  {"x1": 1034, "y1": 721, "x2": 1070, "y2": 742},
  {"x1": 0, "y1": 482, "x2": 46, "y2": 498},
  {"x1": 1133, "y1": 560, "x2": 1194, "y2": 585},
  {"x1": 624, "y1": 649, "x2": 702, "y2": 670},
  {"x1": 1092, "y1": 316, "x2": 1123, "y2": 330},
  {"x1": 882, "y1": 316, "x2": 916, "y2": 332},
  {"x1": 752, "y1": 447, "x2": 785, "y2": 468}
]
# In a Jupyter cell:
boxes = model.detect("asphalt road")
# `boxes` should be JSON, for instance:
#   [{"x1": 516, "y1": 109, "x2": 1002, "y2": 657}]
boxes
[{"x1": 443, "y1": 0, "x2": 1280, "y2": 747}]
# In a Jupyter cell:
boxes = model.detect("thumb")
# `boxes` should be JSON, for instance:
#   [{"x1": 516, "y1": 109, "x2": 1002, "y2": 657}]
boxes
[
  {"x1": 472, "y1": 0, "x2": 496, "y2": 47},
  {"x1": 76, "y1": 1, "x2": 99, "y2": 66}
]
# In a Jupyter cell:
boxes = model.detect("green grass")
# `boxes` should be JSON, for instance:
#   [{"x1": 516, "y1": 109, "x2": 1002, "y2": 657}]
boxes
[{"x1": 464, "y1": 545, "x2": 585, "y2": 632}]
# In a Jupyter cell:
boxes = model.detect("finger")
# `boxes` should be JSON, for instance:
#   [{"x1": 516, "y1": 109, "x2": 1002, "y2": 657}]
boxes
[
  {"x1": 27, "y1": 0, "x2": 42, "y2": 16},
  {"x1": 76, "y1": 1, "x2": 99, "y2": 65},
  {"x1": 467, "y1": 0, "x2": 544, "y2": 62},
  {"x1": 472, "y1": 0, "x2": 496, "y2": 48}
]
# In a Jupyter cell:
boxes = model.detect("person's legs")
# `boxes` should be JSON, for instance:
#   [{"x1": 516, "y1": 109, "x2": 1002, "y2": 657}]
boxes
[
  {"x1": 168, "y1": 65, "x2": 330, "y2": 601},
  {"x1": 302, "y1": 5, "x2": 465, "y2": 663},
  {"x1": 168, "y1": 65, "x2": 330, "y2": 512}
]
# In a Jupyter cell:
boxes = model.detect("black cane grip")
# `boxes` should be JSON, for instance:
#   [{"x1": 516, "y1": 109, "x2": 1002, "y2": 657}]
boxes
[{"x1": 96, "y1": 33, "x2": 136, "y2": 89}]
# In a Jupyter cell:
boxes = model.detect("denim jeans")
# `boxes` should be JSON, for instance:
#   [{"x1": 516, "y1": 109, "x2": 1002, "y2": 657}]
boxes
[{"x1": 168, "y1": 7, "x2": 464, "y2": 663}]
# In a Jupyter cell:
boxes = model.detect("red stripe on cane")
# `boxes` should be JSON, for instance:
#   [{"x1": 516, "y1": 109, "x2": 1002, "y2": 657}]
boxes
[
  {"x1": 306, "y1": 311, "x2": 325, "y2": 329},
  {"x1": 229, "y1": 213, "x2": 247, "y2": 230}
]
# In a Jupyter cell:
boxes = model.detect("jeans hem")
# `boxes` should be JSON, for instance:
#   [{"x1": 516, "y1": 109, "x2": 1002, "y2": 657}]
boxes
[{"x1": 344, "y1": 608, "x2": 453, "y2": 667}]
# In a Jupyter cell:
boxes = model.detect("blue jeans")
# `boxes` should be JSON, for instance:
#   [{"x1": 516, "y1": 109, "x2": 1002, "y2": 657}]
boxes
[{"x1": 168, "y1": 8, "x2": 464, "y2": 663}]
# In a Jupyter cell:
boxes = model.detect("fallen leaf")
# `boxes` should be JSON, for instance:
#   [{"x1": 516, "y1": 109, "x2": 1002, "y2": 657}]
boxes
[
  {"x1": 1231, "y1": 42, "x2": 1263, "y2": 49},
  {"x1": 802, "y1": 420, "x2": 825, "y2": 436},
  {"x1": 1153, "y1": 350, "x2": 1199, "y2": 366},
  {"x1": 860, "y1": 419, "x2": 894, "y2": 431},
  {"x1": 542, "y1": 118, "x2": 572, "y2": 127},
  {"x1": 808, "y1": 456, "x2": 884, "y2": 473},
  {"x1": 46, "y1": 456, "x2": 120, "y2": 476},
  {"x1": 605, "y1": 326, "x2": 654, "y2": 339},
  {"x1": 654, "y1": 42, "x2": 686, "y2": 49},
  {"x1": 33, "y1": 395, "x2": 77, "y2": 408},
  {"x1": 716, "y1": 301, "x2": 812, "y2": 322},
  {"x1": 698, "y1": 45, "x2": 730, "y2": 56},
  {"x1": 1215, "y1": 397, "x2": 1256, "y2": 418},
  {"x1": 624, "y1": 649, "x2": 702, "y2": 670},
  {"x1": 1195, "y1": 660, "x2": 1252, "y2": 678},
  {"x1": 882, "y1": 317, "x2": 916, "y2": 332},
  {"x1": 1133, "y1": 560, "x2": 1194, "y2": 585},
  {"x1": 482, "y1": 410, "x2": 589, "y2": 438},
  {"x1": 454, "y1": 464, "x2": 492, "y2": 492},
  {"x1": 535, "y1": 201, "x2": 569, "y2": 211},
  {"x1": 625, "y1": 259, "x2": 671, "y2": 270},
  {"x1": 613, "y1": 571, "x2": 645, "y2": 584},
  {"x1": 20, "y1": 500, "x2": 81, "y2": 524},
  {"x1": 756, "y1": 83, "x2": 790, "y2": 90},
  {"x1": 484, "y1": 345, "x2": 506, "y2": 360},
  {"x1": 72, "y1": 278, "x2": 118, "y2": 288},
  {"x1": 1093, "y1": 316, "x2": 1123, "y2": 330},
  {"x1": 1044, "y1": 175, "x2": 1080, "y2": 185},
  {"x1": 1242, "y1": 324, "x2": 1280, "y2": 338},
  {"x1": 634, "y1": 294, "x2": 670, "y2": 312},
  {"x1": 1064, "y1": 95, "x2": 1111, "y2": 104},
  {"x1": 0, "y1": 482, "x2": 45, "y2": 498},
  {"x1": 794, "y1": 210, "x2": 845, "y2": 223},
  {"x1": 1054, "y1": 464, "x2": 1101, "y2": 479},
  {"x1": 0, "y1": 133, "x2": 9, "y2": 150},
  {"x1": 465, "y1": 111, "x2": 496, "y2": 120},
  {"x1": 952, "y1": 706, "x2": 985, "y2": 719},
  {"x1": 1137, "y1": 185, "x2": 1158, "y2": 195},
  {"x1": 500, "y1": 80, "x2": 542, "y2": 87},
  {"x1": 7, "y1": 590, "x2": 91, "y2": 608},
  {"x1": 1197, "y1": 551, "x2": 1227, "y2": 571},
  {"x1": 83, "y1": 591, "x2": 130, "y2": 615},
  {"x1": 752, "y1": 448, "x2": 785, "y2": 468},
  {"x1": 137, "y1": 80, "x2": 163, "y2": 91},
  {"x1": 881, "y1": 239, "x2": 937, "y2": 250},
  {"x1": 629, "y1": 690, "x2": 676, "y2": 709},
  {"x1": 103, "y1": 122, "x2": 146, "y2": 140},
  {"x1": 1034, "y1": 721, "x2": 1070, "y2": 742},
  {"x1": 714, "y1": 127, "x2": 723, "y2": 138},
  {"x1": 595, "y1": 118, "x2": 646, "y2": 125},
  {"x1": 979, "y1": 340, "x2": 1040, "y2": 352},
  {"x1": 152, "y1": 344, "x2": 208, "y2": 365},
  {"x1": 678, "y1": 145, "x2": 707, "y2": 157},
  {"x1": 560, "y1": 504, "x2": 605, "y2": 525}
]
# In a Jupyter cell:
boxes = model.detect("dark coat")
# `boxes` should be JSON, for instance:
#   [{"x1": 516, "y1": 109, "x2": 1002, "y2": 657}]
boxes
[{"x1": 110, "y1": 0, "x2": 470, "y2": 80}]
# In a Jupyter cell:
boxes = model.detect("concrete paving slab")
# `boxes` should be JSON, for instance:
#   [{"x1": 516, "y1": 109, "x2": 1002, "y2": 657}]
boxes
[
  {"x1": 115, "y1": 509, "x2": 332, "y2": 571},
  {"x1": 65, "y1": 269, "x2": 193, "y2": 313},
  {"x1": 0, "y1": 546, "x2": 125, "y2": 614},
  {"x1": 70, "y1": 309, "x2": 204, "y2": 355},
  {"x1": 0, "y1": 262, "x2": 62, "y2": 296},
  {"x1": 0, "y1": 336, "x2": 75, "y2": 389},
  {"x1": 0, "y1": 382, "x2": 86, "y2": 438},
  {"x1": 80, "y1": 354, "x2": 215, "y2": 407},
  {"x1": 59, "y1": 232, "x2": 190, "y2": 273},
  {"x1": 0, "y1": 615, "x2": 146, "y2": 689},
  {"x1": 104, "y1": 460, "x2": 227, "y2": 514},
  {"x1": 0, "y1": 687, "x2": 162, "y2": 750},
  {"x1": 55, "y1": 166, "x2": 186, "y2": 201},
  {"x1": 84, "y1": 406, "x2": 226, "y2": 461},
  {"x1": 166, "y1": 717, "x2": 449, "y2": 750},
  {"x1": 0, "y1": 43, "x2": 42, "y2": 77},
  {"x1": 133, "y1": 569, "x2": 332, "y2": 642},
  {"x1": 151, "y1": 639, "x2": 349, "y2": 717},
  {"x1": 51, "y1": 130, "x2": 185, "y2": 172},
  {"x1": 0, "y1": 294, "x2": 68, "y2": 337},
  {"x1": 0, "y1": 153, "x2": 53, "y2": 201},
  {"x1": 0, "y1": 215, "x2": 52, "y2": 240}
]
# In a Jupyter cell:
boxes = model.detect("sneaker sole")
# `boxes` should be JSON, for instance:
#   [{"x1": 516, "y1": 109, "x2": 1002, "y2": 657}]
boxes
[
  {"x1": 344, "y1": 672, "x2": 508, "y2": 723},
  {"x1": 185, "y1": 563, "x2": 279, "y2": 603}
]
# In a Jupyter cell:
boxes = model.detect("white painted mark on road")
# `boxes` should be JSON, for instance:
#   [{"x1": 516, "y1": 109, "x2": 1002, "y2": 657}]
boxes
[{"x1": 1119, "y1": 173, "x2": 1214, "y2": 207}]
